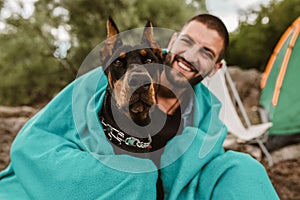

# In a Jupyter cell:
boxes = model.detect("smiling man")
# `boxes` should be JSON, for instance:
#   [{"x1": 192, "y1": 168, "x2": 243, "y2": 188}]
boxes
[
  {"x1": 156, "y1": 14, "x2": 279, "y2": 199},
  {"x1": 157, "y1": 14, "x2": 227, "y2": 115}
]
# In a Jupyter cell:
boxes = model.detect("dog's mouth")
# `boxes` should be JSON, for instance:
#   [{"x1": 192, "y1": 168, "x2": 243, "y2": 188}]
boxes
[
  {"x1": 128, "y1": 92, "x2": 155, "y2": 126},
  {"x1": 129, "y1": 101, "x2": 150, "y2": 114},
  {"x1": 129, "y1": 88, "x2": 155, "y2": 114}
]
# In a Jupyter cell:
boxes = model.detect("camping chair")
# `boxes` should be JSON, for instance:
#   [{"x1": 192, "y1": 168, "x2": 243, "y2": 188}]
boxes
[{"x1": 203, "y1": 61, "x2": 274, "y2": 167}]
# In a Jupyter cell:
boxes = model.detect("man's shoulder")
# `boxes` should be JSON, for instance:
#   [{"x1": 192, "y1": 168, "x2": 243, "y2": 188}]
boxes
[{"x1": 193, "y1": 83, "x2": 222, "y2": 111}]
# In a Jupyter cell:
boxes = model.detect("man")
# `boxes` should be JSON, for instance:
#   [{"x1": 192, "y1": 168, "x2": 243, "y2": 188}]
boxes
[
  {"x1": 155, "y1": 14, "x2": 279, "y2": 199},
  {"x1": 158, "y1": 14, "x2": 227, "y2": 114},
  {"x1": 0, "y1": 14, "x2": 279, "y2": 199}
]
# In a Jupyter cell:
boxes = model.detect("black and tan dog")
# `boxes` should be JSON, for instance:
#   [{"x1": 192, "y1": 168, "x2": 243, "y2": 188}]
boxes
[
  {"x1": 99, "y1": 17, "x2": 164, "y2": 154},
  {"x1": 99, "y1": 17, "x2": 182, "y2": 199}
]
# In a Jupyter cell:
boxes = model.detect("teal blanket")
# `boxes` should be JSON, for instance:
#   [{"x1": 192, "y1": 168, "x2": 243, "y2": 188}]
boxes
[{"x1": 0, "y1": 67, "x2": 279, "y2": 199}]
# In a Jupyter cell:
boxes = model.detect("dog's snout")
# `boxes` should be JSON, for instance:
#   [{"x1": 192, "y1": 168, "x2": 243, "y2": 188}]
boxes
[{"x1": 129, "y1": 73, "x2": 152, "y2": 91}]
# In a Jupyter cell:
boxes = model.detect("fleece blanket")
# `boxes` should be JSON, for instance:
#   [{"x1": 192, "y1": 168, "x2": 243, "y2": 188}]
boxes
[{"x1": 0, "y1": 67, "x2": 279, "y2": 199}]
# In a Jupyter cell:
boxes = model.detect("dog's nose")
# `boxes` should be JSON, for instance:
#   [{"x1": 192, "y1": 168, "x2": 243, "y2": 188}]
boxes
[
  {"x1": 129, "y1": 73, "x2": 152, "y2": 91},
  {"x1": 142, "y1": 83, "x2": 150, "y2": 90}
]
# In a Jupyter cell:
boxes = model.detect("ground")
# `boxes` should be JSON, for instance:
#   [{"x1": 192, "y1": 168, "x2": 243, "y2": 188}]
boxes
[
  {"x1": 0, "y1": 106, "x2": 299, "y2": 199},
  {"x1": 266, "y1": 158, "x2": 300, "y2": 200}
]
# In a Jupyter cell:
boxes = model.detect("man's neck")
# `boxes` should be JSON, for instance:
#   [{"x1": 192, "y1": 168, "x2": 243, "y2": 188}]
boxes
[
  {"x1": 157, "y1": 86, "x2": 184, "y2": 115},
  {"x1": 157, "y1": 70, "x2": 196, "y2": 115}
]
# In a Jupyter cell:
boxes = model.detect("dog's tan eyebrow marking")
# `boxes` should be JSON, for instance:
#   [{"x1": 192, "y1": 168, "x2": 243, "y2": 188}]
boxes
[
  {"x1": 119, "y1": 52, "x2": 126, "y2": 59},
  {"x1": 140, "y1": 49, "x2": 147, "y2": 56}
]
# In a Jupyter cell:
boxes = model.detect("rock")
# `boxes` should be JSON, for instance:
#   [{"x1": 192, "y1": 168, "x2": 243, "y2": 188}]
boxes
[
  {"x1": 224, "y1": 136, "x2": 262, "y2": 161},
  {"x1": 0, "y1": 117, "x2": 29, "y2": 134},
  {"x1": 227, "y1": 66, "x2": 262, "y2": 109},
  {"x1": 269, "y1": 143, "x2": 300, "y2": 165},
  {"x1": 226, "y1": 66, "x2": 264, "y2": 125},
  {"x1": 0, "y1": 106, "x2": 36, "y2": 118}
]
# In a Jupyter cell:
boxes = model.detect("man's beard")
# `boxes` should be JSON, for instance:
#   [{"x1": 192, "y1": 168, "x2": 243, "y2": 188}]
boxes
[{"x1": 163, "y1": 53, "x2": 204, "y2": 89}]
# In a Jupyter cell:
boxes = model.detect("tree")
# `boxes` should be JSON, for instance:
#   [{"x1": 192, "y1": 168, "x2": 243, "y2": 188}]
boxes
[
  {"x1": 227, "y1": 0, "x2": 300, "y2": 71},
  {"x1": 0, "y1": 0, "x2": 75, "y2": 105}
]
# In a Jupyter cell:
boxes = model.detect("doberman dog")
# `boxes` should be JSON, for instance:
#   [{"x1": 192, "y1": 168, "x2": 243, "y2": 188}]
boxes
[
  {"x1": 99, "y1": 17, "x2": 163, "y2": 153},
  {"x1": 99, "y1": 17, "x2": 183, "y2": 199}
]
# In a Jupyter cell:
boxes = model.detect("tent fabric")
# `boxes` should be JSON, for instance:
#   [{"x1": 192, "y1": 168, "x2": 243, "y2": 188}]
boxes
[
  {"x1": 260, "y1": 17, "x2": 300, "y2": 135},
  {"x1": 0, "y1": 67, "x2": 279, "y2": 199}
]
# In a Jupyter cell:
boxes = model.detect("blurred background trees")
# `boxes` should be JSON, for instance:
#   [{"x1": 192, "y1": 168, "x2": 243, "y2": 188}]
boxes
[
  {"x1": 0, "y1": 0, "x2": 299, "y2": 106},
  {"x1": 226, "y1": 0, "x2": 300, "y2": 70},
  {"x1": 0, "y1": 0, "x2": 205, "y2": 105}
]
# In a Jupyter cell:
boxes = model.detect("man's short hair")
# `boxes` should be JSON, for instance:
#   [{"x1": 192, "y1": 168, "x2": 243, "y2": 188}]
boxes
[{"x1": 184, "y1": 14, "x2": 229, "y2": 62}]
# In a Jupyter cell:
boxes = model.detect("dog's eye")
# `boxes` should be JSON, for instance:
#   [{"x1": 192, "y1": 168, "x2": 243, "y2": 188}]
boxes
[
  {"x1": 113, "y1": 59, "x2": 123, "y2": 67},
  {"x1": 145, "y1": 58, "x2": 153, "y2": 64}
]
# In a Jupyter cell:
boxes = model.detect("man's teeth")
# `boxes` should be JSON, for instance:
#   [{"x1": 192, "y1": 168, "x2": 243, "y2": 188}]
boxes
[{"x1": 178, "y1": 61, "x2": 192, "y2": 72}]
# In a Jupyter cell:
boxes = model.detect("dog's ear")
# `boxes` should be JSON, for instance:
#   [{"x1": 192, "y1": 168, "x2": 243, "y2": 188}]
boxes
[
  {"x1": 100, "y1": 16, "x2": 123, "y2": 64},
  {"x1": 141, "y1": 20, "x2": 162, "y2": 58}
]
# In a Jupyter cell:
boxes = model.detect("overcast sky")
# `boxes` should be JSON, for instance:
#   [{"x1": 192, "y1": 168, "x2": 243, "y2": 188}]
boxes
[{"x1": 206, "y1": 0, "x2": 273, "y2": 32}]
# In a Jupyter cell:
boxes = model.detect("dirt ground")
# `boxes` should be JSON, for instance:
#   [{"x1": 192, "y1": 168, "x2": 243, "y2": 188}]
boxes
[{"x1": 265, "y1": 158, "x2": 300, "y2": 200}]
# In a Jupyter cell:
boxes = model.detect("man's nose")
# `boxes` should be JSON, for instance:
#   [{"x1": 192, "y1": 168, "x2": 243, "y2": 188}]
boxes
[{"x1": 183, "y1": 45, "x2": 199, "y2": 63}]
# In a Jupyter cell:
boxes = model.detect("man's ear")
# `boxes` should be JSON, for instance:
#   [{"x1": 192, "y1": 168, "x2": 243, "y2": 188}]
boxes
[
  {"x1": 167, "y1": 32, "x2": 178, "y2": 51},
  {"x1": 208, "y1": 61, "x2": 223, "y2": 77},
  {"x1": 100, "y1": 16, "x2": 123, "y2": 64}
]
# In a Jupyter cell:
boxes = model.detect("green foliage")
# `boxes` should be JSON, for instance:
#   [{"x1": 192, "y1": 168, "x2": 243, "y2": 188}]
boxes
[
  {"x1": 0, "y1": 0, "x2": 206, "y2": 106},
  {"x1": 0, "y1": 20, "x2": 71, "y2": 105},
  {"x1": 227, "y1": 0, "x2": 300, "y2": 71}
]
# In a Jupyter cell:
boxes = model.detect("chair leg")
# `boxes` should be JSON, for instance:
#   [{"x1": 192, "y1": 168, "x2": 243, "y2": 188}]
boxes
[
  {"x1": 256, "y1": 138, "x2": 273, "y2": 167},
  {"x1": 257, "y1": 108, "x2": 273, "y2": 166}
]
